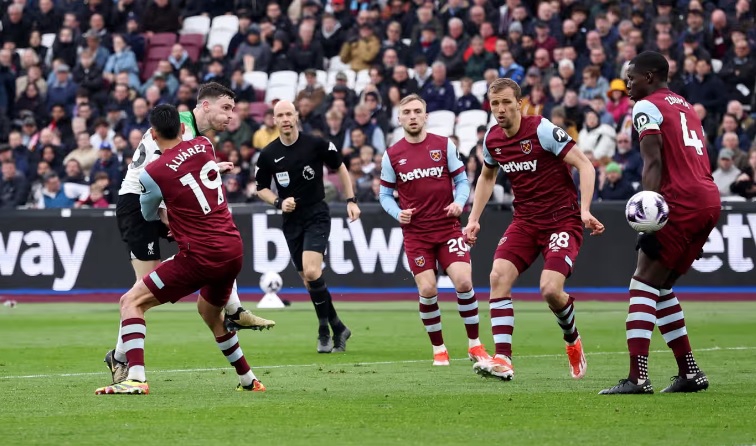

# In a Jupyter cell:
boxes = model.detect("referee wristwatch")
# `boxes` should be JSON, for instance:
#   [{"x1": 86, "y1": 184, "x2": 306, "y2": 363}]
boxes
[
  {"x1": 274, "y1": 198, "x2": 282, "y2": 209},
  {"x1": 346, "y1": 197, "x2": 357, "y2": 204}
]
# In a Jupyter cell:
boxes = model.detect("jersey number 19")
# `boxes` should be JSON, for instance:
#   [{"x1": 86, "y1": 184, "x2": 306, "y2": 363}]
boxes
[{"x1": 180, "y1": 160, "x2": 225, "y2": 214}]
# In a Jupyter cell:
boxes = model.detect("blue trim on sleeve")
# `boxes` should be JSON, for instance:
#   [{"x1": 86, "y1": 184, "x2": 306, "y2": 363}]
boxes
[
  {"x1": 379, "y1": 185, "x2": 401, "y2": 221},
  {"x1": 138, "y1": 169, "x2": 163, "y2": 221}
]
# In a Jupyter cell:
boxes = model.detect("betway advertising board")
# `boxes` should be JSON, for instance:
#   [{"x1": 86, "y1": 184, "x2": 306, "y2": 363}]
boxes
[{"x1": 0, "y1": 204, "x2": 752, "y2": 292}]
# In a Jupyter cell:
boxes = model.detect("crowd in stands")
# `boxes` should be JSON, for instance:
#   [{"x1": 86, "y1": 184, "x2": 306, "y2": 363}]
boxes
[{"x1": 1, "y1": 0, "x2": 756, "y2": 211}]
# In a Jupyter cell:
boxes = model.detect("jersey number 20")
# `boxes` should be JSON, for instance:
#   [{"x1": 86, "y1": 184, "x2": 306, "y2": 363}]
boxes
[
  {"x1": 180, "y1": 160, "x2": 224, "y2": 214},
  {"x1": 680, "y1": 112, "x2": 704, "y2": 156}
]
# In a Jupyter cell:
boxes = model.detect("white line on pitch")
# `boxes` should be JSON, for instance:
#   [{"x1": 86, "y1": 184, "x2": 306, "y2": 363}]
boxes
[{"x1": 0, "y1": 346, "x2": 753, "y2": 380}]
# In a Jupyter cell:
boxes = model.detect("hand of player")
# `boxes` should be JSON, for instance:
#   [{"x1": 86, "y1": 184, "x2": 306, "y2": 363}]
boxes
[
  {"x1": 463, "y1": 220, "x2": 481, "y2": 246},
  {"x1": 347, "y1": 202, "x2": 361, "y2": 222},
  {"x1": 581, "y1": 210, "x2": 605, "y2": 236},
  {"x1": 281, "y1": 197, "x2": 296, "y2": 212},
  {"x1": 398, "y1": 208, "x2": 415, "y2": 225},
  {"x1": 217, "y1": 161, "x2": 235, "y2": 174},
  {"x1": 444, "y1": 202, "x2": 463, "y2": 217}
]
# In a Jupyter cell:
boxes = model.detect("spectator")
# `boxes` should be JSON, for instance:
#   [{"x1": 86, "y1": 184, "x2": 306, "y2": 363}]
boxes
[
  {"x1": 719, "y1": 39, "x2": 756, "y2": 106},
  {"x1": 15, "y1": 83, "x2": 47, "y2": 123},
  {"x1": 549, "y1": 106, "x2": 579, "y2": 142},
  {"x1": 0, "y1": 157, "x2": 29, "y2": 209},
  {"x1": 296, "y1": 69, "x2": 326, "y2": 111},
  {"x1": 606, "y1": 79, "x2": 631, "y2": 128},
  {"x1": 578, "y1": 108, "x2": 617, "y2": 163},
  {"x1": 578, "y1": 66, "x2": 609, "y2": 105},
  {"x1": 612, "y1": 133, "x2": 644, "y2": 186},
  {"x1": 235, "y1": 25, "x2": 272, "y2": 73},
  {"x1": 218, "y1": 112, "x2": 254, "y2": 150},
  {"x1": 683, "y1": 58, "x2": 727, "y2": 116},
  {"x1": 420, "y1": 62, "x2": 455, "y2": 113},
  {"x1": 521, "y1": 83, "x2": 546, "y2": 117},
  {"x1": 436, "y1": 37, "x2": 465, "y2": 81},
  {"x1": 252, "y1": 109, "x2": 279, "y2": 150},
  {"x1": 325, "y1": 109, "x2": 347, "y2": 150},
  {"x1": 103, "y1": 34, "x2": 140, "y2": 88},
  {"x1": 80, "y1": 30, "x2": 111, "y2": 70},
  {"x1": 75, "y1": 183, "x2": 110, "y2": 208},
  {"x1": 73, "y1": 51, "x2": 106, "y2": 105},
  {"x1": 465, "y1": 35, "x2": 497, "y2": 82},
  {"x1": 716, "y1": 114, "x2": 752, "y2": 152},
  {"x1": 47, "y1": 64, "x2": 78, "y2": 115},
  {"x1": 141, "y1": 0, "x2": 180, "y2": 35},
  {"x1": 713, "y1": 149, "x2": 742, "y2": 199},
  {"x1": 34, "y1": 0, "x2": 62, "y2": 35},
  {"x1": 2, "y1": 4, "x2": 31, "y2": 48},
  {"x1": 289, "y1": 19, "x2": 325, "y2": 73},
  {"x1": 455, "y1": 77, "x2": 482, "y2": 114},
  {"x1": 124, "y1": 98, "x2": 150, "y2": 136},
  {"x1": 339, "y1": 23, "x2": 381, "y2": 71},
  {"x1": 35, "y1": 171, "x2": 88, "y2": 209},
  {"x1": 168, "y1": 43, "x2": 195, "y2": 76},
  {"x1": 380, "y1": 20, "x2": 411, "y2": 66},
  {"x1": 730, "y1": 148, "x2": 756, "y2": 199},
  {"x1": 89, "y1": 143, "x2": 121, "y2": 185},
  {"x1": 89, "y1": 118, "x2": 115, "y2": 152},
  {"x1": 64, "y1": 132, "x2": 99, "y2": 174},
  {"x1": 62, "y1": 158, "x2": 87, "y2": 184},
  {"x1": 320, "y1": 12, "x2": 346, "y2": 60},
  {"x1": 497, "y1": 51, "x2": 524, "y2": 85}
]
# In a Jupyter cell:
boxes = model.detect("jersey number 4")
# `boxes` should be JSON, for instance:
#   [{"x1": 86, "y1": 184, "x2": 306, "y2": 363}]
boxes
[
  {"x1": 680, "y1": 112, "x2": 704, "y2": 156},
  {"x1": 180, "y1": 160, "x2": 224, "y2": 214}
]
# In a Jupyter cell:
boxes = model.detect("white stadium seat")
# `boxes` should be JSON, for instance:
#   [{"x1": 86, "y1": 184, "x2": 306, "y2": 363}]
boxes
[
  {"x1": 427, "y1": 110, "x2": 456, "y2": 130},
  {"x1": 243, "y1": 71, "x2": 268, "y2": 91},
  {"x1": 297, "y1": 70, "x2": 327, "y2": 92},
  {"x1": 211, "y1": 15, "x2": 239, "y2": 33},
  {"x1": 265, "y1": 85, "x2": 296, "y2": 103},
  {"x1": 328, "y1": 55, "x2": 350, "y2": 72},
  {"x1": 451, "y1": 80, "x2": 463, "y2": 99},
  {"x1": 41, "y1": 33, "x2": 56, "y2": 49},
  {"x1": 472, "y1": 80, "x2": 488, "y2": 103},
  {"x1": 390, "y1": 127, "x2": 405, "y2": 145},
  {"x1": 354, "y1": 69, "x2": 370, "y2": 93},
  {"x1": 268, "y1": 70, "x2": 298, "y2": 88},
  {"x1": 456, "y1": 110, "x2": 488, "y2": 130},
  {"x1": 205, "y1": 29, "x2": 235, "y2": 54},
  {"x1": 326, "y1": 69, "x2": 356, "y2": 90},
  {"x1": 182, "y1": 15, "x2": 211, "y2": 35}
]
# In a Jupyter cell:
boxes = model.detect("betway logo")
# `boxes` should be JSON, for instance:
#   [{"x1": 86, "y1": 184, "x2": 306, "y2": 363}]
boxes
[
  {"x1": 0, "y1": 231, "x2": 92, "y2": 291},
  {"x1": 252, "y1": 215, "x2": 410, "y2": 274},
  {"x1": 398, "y1": 166, "x2": 444, "y2": 182},
  {"x1": 693, "y1": 213, "x2": 756, "y2": 273},
  {"x1": 500, "y1": 160, "x2": 537, "y2": 173}
]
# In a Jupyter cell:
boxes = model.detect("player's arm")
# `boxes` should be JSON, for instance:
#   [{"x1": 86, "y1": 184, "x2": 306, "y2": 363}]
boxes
[
  {"x1": 539, "y1": 118, "x2": 604, "y2": 235},
  {"x1": 468, "y1": 141, "x2": 498, "y2": 225},
  {"x1": 138, "y1": 170, "x2": 164, "y2": 221},
  {"x1": 445, "y1": 138, "x2": 469, "y2": 217},
  {"x1": 632, "y1": 100, "x2": 664, "y2": 193},
  {"x1": 378, "y1": 151, "x2": 402, "y2": 221},
  {"x1": 322, "y1": 138, "x2": 360, "y2": 220}
]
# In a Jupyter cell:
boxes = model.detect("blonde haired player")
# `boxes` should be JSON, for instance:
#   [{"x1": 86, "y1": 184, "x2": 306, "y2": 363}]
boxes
[{"x1": 379, "y1": 94, "x2": 491, "y2": 366}]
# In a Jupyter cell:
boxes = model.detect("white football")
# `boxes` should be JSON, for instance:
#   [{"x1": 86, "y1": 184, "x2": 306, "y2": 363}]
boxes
[
  {"x1": 625, "y1": 191, "x2": 670, "y2": 233},
  {"x1": 259, "y1": 272, "x2": 283, "y2": 294}
]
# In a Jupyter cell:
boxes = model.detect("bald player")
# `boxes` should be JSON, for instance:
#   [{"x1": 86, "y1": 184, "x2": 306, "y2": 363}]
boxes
[{"x1": 255, "y1": 100, "x2": 361, "y2": 353}]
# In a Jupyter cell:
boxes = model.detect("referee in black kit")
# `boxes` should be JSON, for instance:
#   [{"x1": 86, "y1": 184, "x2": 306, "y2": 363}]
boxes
[{"x1": 255, "y1": 100, "x2": 361, "y2": 353}]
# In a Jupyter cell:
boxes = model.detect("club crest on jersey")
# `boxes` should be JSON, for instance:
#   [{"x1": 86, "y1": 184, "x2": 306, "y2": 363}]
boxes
[
  {"x1": 414, "y1": 256, "x2": 426, "y2": 267},
  {"x1": 276, "y1": 171, "x2": 290, "y2": 187},
  {"x1": 520, "y1": 139, "x2": 532, "y2": 154},
  {"x1": 429, "y1": 149, "x2": 442, "y2": 162}
]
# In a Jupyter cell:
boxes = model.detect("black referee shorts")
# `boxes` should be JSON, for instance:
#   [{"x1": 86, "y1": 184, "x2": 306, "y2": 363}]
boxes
[
  {"x1": 282, "y1": 201, "x2": 331, "y2": 272},
  {"x1": 116, "y1": 193, "x2": 167, "y2": 261}
]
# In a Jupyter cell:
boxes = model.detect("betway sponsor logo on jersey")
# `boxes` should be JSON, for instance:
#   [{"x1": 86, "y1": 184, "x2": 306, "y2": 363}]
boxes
[
  {"x1": 499, "y1": 160, "x2": 537, "y2": 173},
  {"x1": 397, "y1": 166, "x2": 444, "y2": 182},
  {"x1": 0, "y1": 230, "x2": 92, "y2": 291},
  {"x1": 166, "y1": 144, "x2": 207, "y2": 171}
]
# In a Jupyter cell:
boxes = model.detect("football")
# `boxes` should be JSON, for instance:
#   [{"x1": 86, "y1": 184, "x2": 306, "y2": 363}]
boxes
[
  {"x1": 625, "y1": 191, "x2": 670, "y2": 233},
  {"x1": 259, "y1": 272, "x2": 283, "y2": 294}
]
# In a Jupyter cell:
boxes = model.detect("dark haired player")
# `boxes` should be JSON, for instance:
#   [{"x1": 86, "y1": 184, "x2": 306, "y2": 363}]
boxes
[
  {"x1": 96, "y1": 105, "x2": 264, "y2": 395},
  {"x1": 600, "y1": 51, "x2": 720, "y2": 395}
]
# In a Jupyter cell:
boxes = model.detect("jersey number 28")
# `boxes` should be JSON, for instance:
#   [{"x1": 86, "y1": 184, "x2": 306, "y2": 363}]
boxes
[
  {"x1": 180, "y1": 160, "x2": 224, "y2": 214},
  {"x1": 680, "y1": 112, "x2": 704, "y2": 156}
]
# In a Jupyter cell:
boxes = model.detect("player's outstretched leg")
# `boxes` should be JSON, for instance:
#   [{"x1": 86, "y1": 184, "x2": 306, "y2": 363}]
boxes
[
  {"x1": 223, "y1": 281, "x2": 276, "y2": 332},
  {"x1": 656, "y1": 288, "x2": 708, "y2": 393},
  {"x1": 96, "y1": 282, "x2": 159, "y2": 395},
  {"x1": 600, "y1": 277, "x2": 657, "y2": 395},
  {"x1": 198, "y1": 296, "x2": 265, "y2": 392},
  {"x1": 473, "y1": 260, "x2": 518, "y2": 380}
]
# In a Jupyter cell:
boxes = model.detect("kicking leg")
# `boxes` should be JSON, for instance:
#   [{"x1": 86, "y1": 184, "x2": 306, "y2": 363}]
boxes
[
  {"x1": 540, "y1": 269, "x2": 585, "y2": 379},
  {"x1": 414, "y1": 269, "x2": 448, "y2": 365},
  {"x1": 223, "y1": 280, "x2": 276, "y2": 331},
  {"x1": 198, "y1": 295, "x2": 264, "y2": 392},
  {"x1": 445, "y1": 261, "x2": 490, "y2": 362},
  {"x1": 473, "y1": 259, "x2": 518, "y2": 381}
]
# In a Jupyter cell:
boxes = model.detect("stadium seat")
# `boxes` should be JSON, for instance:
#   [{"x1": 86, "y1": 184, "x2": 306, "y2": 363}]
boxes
[
  {"x1": 268, "y1": 70, "x2": 298, "y2": 88},
  {"x1": 265, "y1": 85, "x2": 296, "y2": 103},
  {"x1": 457, "y1": 110, "x2": 488, "y2": 129},
  {"x1": 455, "y1": 126, "x2": 479, "y2": 157},
  {"x1": 249, "y1": 102, "x2": 270, "y2": 121},
  {"x1": 149, "y1": 32, "x2": 177, "y2": 48},
  {"x1": 427, "y1": 110, "x2": 456, "y2": 136},
  {"x1": 141, "y1": 61, "x2": 160, "y2": 81},
  {"x1": 41, "y1": 33, "x2": 56, "y2": 49},
  {"x1": 243, "y1": 71, "x2": 268, "y2": 91},
  {"x1": 390, "y1": 127, "x2": 405, "y2": 145},
  {"x1": 146, "y1": 45, "x2": 172, "y2": 61},
  {"x1": 326, "y1": 69, "x2": 356, "y2": 90},
  {"x1": 489, "y1": 113, "x2": 497, "y2": 127},
  {"x1": 451, "y1": 80, "x2": 463, "y2": 99},
  {"x1": 328, "y1": 55, "x2": 350, "y2": 72},
  {"x1": 211, "y1": 15, "x2": 239, "y2": 33},
  {"x1": 179, "y1": 34, "x2": 204, "y2": 61},
  {"x1": 205, "y1": 29, "x2": 235, "y2": 54},
  {"x1": 472, "y1": 80, "x2": 487, "y2": 103},
  {"x1": 181, "y1": 15, "x2": 211, "y2": 35},
  {"x1": 401, "y1": 38, "x2": 411, "y2": 46}
]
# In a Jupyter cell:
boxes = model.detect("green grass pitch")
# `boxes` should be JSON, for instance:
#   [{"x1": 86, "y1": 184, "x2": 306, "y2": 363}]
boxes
[{"x1": 1, "y1": 301, "x2": 755, "y2": 446}]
